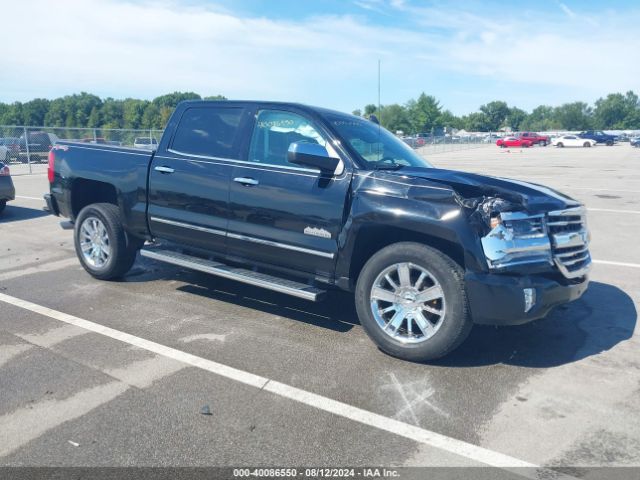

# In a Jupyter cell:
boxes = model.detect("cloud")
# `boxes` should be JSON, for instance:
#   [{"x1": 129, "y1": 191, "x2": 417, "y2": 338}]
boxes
[
  {"x1": 1, "y1": 0, "x2": 639, "y2": 113},
  {"x1": 559, "y1": 2, "x2": 577, "y2": 18}
]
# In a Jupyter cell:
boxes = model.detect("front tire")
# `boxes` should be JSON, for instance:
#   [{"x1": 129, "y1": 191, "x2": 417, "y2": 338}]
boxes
[
  {"x1": 583, "y1": 142, "x2": 591, "y2": 147},
  {"x1": 355, "y1": 242, "x2": 472, "y2": 362},
  {"x1": 74, "y1": 203, "x2": 139, "y2": 280},
  {"x1": 557, "y1": 142, "x2": 564, "y2": 148},
  {"x1": 0, "y1": 200, "x2": 6, "y2": 215}
]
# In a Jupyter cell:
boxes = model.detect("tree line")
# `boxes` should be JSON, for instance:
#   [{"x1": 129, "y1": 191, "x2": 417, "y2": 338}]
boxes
[
  {"x1": 353, "y1": 91, "x2": 640, "y2": 134},
  {"x1": 0, "y1": 90, "x2": 639, "y2": 134},
  {"x1": 0, "y1": 92, "x2": 226, "y2": 130}
]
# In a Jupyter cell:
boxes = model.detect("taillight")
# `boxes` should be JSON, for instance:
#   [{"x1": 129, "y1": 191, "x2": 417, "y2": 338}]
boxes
[
  {"x1": 48, "y1": 150, "x2": 55, "y2": 183},
  {"x1": 0, "y1": 165, "x2": 9, "y2": 176}
]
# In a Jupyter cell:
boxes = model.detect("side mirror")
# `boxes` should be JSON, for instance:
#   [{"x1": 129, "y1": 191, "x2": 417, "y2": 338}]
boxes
[{"x1": 287, "y1": 142, "x2": 340, "y2": 173}]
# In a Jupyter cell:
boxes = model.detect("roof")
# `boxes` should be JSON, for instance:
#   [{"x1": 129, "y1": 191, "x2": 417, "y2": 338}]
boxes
[{"x1": 177, "y1": 100, "x2": 354, "y2": 119}]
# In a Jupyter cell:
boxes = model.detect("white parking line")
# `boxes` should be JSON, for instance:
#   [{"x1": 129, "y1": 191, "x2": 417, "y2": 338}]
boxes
[
  {"x1": 15, "y1": 195, "x2": 44, "y2": 201},
  {"x1": 593, "y1": 259, "x2": 640, "y2": 268},
  {"x1": 0, "y1": 292, "x2": 571, "y2": 478},
  {"x1": 562, "y1": 186, "x2": 640, "y2": 193},
  {"x1": 588, "y1": 208, "x2": 640, "y2": 214}
]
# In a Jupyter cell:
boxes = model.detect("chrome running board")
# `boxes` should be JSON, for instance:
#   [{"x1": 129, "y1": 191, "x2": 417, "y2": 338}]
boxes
[{"x1": 140, "y1": 247, "x2": 325, "y2": 301}]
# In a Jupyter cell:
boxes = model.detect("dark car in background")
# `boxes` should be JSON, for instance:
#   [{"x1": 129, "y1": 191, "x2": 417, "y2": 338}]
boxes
[
  {"x1": 578, "y1": 130, "x2": 616, "y2": 146},
  {"x1": 631, "y1": 136, "x2": 640, "y2": 148},
  {"x1": 18, "y1": 131, "x2": 58, "y2": 163},
  {"x1": 0, "y1": 162, "x2": 15, "y2": 214},
  {"x1": 0, "y1": 137, "x2": 22, "y2": 163}
]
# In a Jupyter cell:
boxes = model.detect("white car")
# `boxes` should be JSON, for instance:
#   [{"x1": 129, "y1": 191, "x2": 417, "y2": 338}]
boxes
[
  {"x1": 552, "y1": 135, "x2": 597, "y2": 148},
  {"x1": 133, "y1": 137, "x2": 159, "y2": 150}
]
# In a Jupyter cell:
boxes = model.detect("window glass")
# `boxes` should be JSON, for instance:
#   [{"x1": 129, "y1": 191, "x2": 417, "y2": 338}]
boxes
[
  {"x1": 172, "y1": 107, "x2": 244, "y2": 158},
  {"x1": 248, "y1": 110, "x2": 329, "y2": 167},
  {"x1": 323, "y1": 112, "x2": 433, "y2": 169}
]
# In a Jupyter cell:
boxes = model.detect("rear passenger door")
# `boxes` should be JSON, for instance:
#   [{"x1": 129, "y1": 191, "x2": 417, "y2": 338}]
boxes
[
  {"x1": 227, "y1": 108, "x2": 351, "y2": 277},
  {"x1": 148, "y1": 105, "x2": 251, "y2": 254}
]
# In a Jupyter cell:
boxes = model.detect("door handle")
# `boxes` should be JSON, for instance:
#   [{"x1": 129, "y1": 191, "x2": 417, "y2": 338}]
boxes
[
  {"x1": 154, "y1": 166, "x2": 175, "y2": 174},
  {"x1": 233, "y1": 177, "x2": 259, "y2": 186}
]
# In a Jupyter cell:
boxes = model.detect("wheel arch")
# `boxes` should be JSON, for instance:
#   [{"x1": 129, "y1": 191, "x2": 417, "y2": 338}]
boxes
[
  {"x1": 70, "y1": 178, "x2": 118, "y2": 219},
  {"x1": 344, "y1": 225, "x2": 466, "y2": 290}
]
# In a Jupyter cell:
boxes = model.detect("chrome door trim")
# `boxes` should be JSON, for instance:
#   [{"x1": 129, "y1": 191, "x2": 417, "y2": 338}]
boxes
[
  {"x1": 227, "y1": 232, "x2": 334, "y2": 259},
  {"x1": 149, "y1": 216, "x2": 226, "y2": 237},
  {"x1": 154, "y1": 166, "x2": 175, "y2": 173},
  {"x1": 149, "y1": 217, "x2": 334, "y2": 259},
  {"x1": 167, "y1": 148, "x2": 321, "y2": 174}
]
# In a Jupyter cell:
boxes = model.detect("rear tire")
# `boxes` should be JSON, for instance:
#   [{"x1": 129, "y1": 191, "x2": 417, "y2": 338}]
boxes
[
  {"x1": 557, "y1": 142, "x2": 564, "y2": 148},
  {"x1": 583, "y1": 142, "x2": 591, "y2": 147},
  {"x1": 355, "y1": 242, "x2": 472, "y2": 362},
  {"x1": 0, "y1": 200, "x2": 6, "y2": 215},
  {"x1": 606, "y1": 140, "x2": 613, "y2": 146},
  {"x1": 74, "y1": 203, "x2": 139, "y2": 280}
]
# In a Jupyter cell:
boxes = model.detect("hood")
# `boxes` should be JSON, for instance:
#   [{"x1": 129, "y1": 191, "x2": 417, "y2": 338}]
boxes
[{"x1": 377, "y1": 167, "x2": 580, "y2": 213}]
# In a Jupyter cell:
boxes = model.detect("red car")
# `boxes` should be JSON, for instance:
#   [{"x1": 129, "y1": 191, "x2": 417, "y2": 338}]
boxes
[
  {"x1": 496, "y1": 137, "x2": 533, "y2": 148},
  {"x1": 516, "y1": 131, "x2": 550, "y2": 146}
]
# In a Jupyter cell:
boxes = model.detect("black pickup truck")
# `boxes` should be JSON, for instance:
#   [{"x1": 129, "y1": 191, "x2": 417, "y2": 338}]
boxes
[{"x1": 45, "y1": 100, "x2": 591, "y2": 361}]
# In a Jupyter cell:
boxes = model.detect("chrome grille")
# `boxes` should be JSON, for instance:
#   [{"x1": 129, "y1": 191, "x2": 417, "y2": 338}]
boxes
[{"x1": 547, "y1": 207, "x2": 591, "y2": 278}]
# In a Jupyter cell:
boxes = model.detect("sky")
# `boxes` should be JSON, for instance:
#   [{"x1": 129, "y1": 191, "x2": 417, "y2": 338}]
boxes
[{"x1": 1, "y1": 0, "x2": 639, "y2": 115}]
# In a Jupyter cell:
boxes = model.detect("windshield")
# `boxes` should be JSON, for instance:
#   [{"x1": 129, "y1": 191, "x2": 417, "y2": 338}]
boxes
[{"x1": 323, "y1": 112, "x2": 433, "y2": 170}]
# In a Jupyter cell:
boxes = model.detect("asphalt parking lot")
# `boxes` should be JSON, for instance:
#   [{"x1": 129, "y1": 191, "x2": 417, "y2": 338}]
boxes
[{"x1": 1, "y1": 144, "x2": 639, "y2": 476}]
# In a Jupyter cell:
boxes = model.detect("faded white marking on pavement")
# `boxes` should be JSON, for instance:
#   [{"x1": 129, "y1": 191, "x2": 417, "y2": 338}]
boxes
[
  {"x1": 17, "y1": 324, "x2": 89, "y2": 348},
  {"x1": 104, "y1": 355, "x2": 185, "y2": 389},
  {"x1": 0, "y1": 382, "x2": 128, "y2": 457},
  {"x1": 15, "y1": 196, "x2": 44, "y2": 201},
  {"x1": 179, "y1": 333, "x2": 227, "y2": 343},
  {"x1": 588, "y1": 208, "x2": 640, "y2": 215},
  {"x1": 0, "y1": 343, "x2": 33, "y2": 368},
  {"x1": 381, "y1": 372, "x2": 450, "y2": 426},
  {"x1": 0, "y1": 257, "x2": 79, "y2": 282},
  {"x1": 593, "y1": 259, "x2": 640, "y2": 269},
  {"x1": 0, "y1": 291, "x2": 575, "y2": 477},
  {"x1": 562, "y1": 186, "x2": 640, "y2": 193}
]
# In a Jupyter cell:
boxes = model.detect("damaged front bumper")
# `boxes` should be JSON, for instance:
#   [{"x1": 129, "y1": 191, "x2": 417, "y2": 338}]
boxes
[{"x1": 465, "y1": 271, "x2": 589, "y2": 325}]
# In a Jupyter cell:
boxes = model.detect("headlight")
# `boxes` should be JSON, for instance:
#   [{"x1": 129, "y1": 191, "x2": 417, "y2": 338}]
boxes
[{"x1": 481, "y1": 212, "x2": 553, "y2": 269}]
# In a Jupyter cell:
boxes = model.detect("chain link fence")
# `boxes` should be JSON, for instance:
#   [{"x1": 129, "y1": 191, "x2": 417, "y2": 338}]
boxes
[{"x1": 0, "y1": 126, "x2": 163, "y2": 174}]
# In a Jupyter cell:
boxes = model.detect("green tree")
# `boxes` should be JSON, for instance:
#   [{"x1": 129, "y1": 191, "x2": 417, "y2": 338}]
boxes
[
  {"x1": 364, "y1": 104, "x2": 377, "y2": 116},
  {"x1": 479, "y1": 101, "x2": 509, "y2": 131},
  {"x1": 506, "y1": 107, "x2": 528, "y2": 131},
  {"x1": 122, "y1": 99, "x2": 148, "y2": 129},
  {"x1": 461, "y1": 112, "x2": 488, "y2": 132},
  {"x1": 520, "y1": 105, "x2": 559, "y2": 131},
  {"x1": 22, "y1": 98, "x2": 50, "y2": 126},
  {"x1": 407, "y1": 93, "x2": 442, "y2": 133},
  {"x1": 100, "y1": 98, "x2": 124, "y2": 129},
  {"x1": 554, "y1": 102, "x2": 593, "y2": 130},
  {"x1": 141, "y1": 103, "x2": 161, "y2": 129},
  {"x1": 439, "y1": 110, "x2": 462, "y2": 130},
  {"x1": 594, "y1": 91, "x2": 639, "y2": 129},
  {"x1": 380, "y1": 104, "x2": 411, "y2": 134},
  {"x1": 152, "y1": 92, "x2": 201, "y2": 110}
]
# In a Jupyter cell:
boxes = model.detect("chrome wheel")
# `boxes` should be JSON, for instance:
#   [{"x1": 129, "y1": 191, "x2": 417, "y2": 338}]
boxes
[
  {"x1": 369, "y1": 262, "x2": 446, "y2": 344},
  {"x1": 79, "y1": 216, "x2": 111, "y2": 268}
]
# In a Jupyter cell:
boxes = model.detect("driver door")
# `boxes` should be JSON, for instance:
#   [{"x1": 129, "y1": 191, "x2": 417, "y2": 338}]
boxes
[{"x1": 227, "y1": 108, "x2": 351, "y2": 277}]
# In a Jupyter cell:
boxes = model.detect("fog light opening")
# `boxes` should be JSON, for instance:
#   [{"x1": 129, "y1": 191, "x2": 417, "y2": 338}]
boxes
[{"x1": 524, "y1": 288, "x2": 536, "y2": 313}]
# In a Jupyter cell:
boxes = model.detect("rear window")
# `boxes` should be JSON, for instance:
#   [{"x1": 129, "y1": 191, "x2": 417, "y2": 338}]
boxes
[{"x1": 171, "y1": 107, "x2": 244, "y2": 158}]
